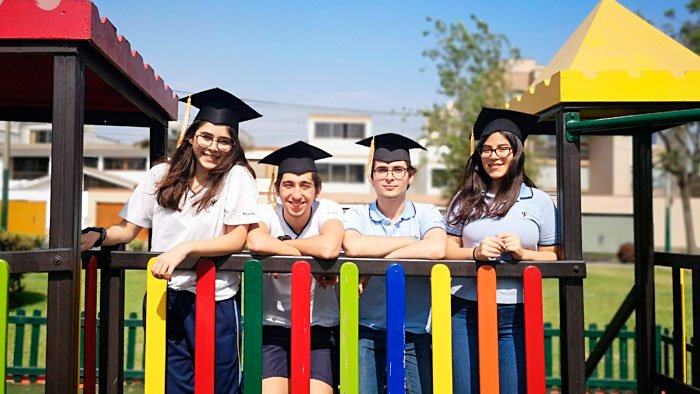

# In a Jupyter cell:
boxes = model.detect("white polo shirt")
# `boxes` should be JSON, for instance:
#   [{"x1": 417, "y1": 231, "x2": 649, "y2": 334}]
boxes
[
  {"x1": 259, "y1": 199, "x2": 343, "y2": 328},
  {"x1": 120, "y1": 163, "x2": 260, "y2": 301}
]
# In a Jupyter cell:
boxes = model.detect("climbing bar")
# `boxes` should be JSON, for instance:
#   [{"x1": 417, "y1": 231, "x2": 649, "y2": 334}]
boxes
[
  {"x1": 242, "y1": 259, "x2": 263, "y2": 394},
  {"x1": 566, "y1": 108, "x2": 700, "y2": 135},
  {"x1": 477, "y1": 265, "x2": 499, "y2": 393},
  {"x1": 195, "y1": 259, "x2": 216, "y2": 394},
  {"x1": 339, "y1": 262, "x2": 359, "y2": 394},
  {"x1": 430, "y1": 264, "x2": 453, "y2": 393},
  {"x1": 291, "y1": 261, "x2": 311, "y2": 393},
  {"x1": 386, "y1": 264, "x2": 406, "y2": 394},
  {"x1": 145, "y1": 257, "x2": 167, "y2": 393},
  {"x1": 0, "y1": 260, "x2": 9, "y2": 394},
  {"x1": 523, "y1": 266, "x2": 546, "y2": 394}
]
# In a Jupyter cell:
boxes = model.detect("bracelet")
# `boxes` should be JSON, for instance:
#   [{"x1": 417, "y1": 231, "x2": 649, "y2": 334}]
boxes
[
  {"x1": 81, "y1": 227, "x2": 107, "y2": 248},
  {"x1": 472, "y1": 247, "x2": 478, "y2": 261},
  {"x1": 277, "y1": 235, "x2": 292, "y2": 241}
]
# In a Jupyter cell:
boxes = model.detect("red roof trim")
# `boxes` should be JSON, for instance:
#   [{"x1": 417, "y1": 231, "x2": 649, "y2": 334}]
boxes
[{"x1": 0, "y1": 0, "x2": 177, "y2": 120}]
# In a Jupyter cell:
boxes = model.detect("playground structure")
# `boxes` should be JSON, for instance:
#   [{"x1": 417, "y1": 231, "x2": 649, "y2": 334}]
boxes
[{"x1": 0, "y1": 0, "x2": 698, "y2": 393}]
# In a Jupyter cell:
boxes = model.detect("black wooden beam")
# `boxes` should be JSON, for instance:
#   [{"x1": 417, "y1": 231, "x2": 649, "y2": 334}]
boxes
[
  {"x1": 654, "y1": 252, "x2": 700, "y2": 269},
  {"x1": 96, "y1": 246, "x2": 125, "y2": 394},
  {"x1": 0, "y1": 249, "x2": 73, "y2": 273},
  {"x1": 693, "y1": 268, "x2": 700, "y2": 387},
  {"x1": 633, "y1": 132, "x2": 657, "y2": 391},
  {"x1": 149, "y1": 122, "x2": 168, "y2": 165},
  {"x1": 107, "y1": 251, "x2": 586, "y2": 278},
  {"x1": 45, "y1": 53, "x2": 84, "y2": 394},
  {"x1": 79, "y1": 45, "x2": 171, "y2": 125},
  {"x1": 585, "y1": 286, "x2": 637, "y2": 377},
  {"x1": 556, "y1": 109, "x2": 586, "y2": 394},
  {"x1": 657, "y1": 373, "x2": 700, "y2": 393}
]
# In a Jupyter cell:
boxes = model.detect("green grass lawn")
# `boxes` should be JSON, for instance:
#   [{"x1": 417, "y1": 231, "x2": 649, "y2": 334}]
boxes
[{"x1": 5, "y1": 263, "x2": 695, "y2": 390}]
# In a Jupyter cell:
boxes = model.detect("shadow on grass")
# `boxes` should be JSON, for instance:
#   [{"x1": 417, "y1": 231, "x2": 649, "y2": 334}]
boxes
[{"x1": 9, "y1": 291, "x2": 47, "y2": 310}]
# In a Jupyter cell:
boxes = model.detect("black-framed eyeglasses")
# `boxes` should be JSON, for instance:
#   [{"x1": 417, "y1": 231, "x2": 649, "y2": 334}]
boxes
[
  {"x1": 478, "y1": 146, "x2": 512, "y2": 158},
  {"x1": 195, "y1": 133, "x2": 234, "y2": 152},
  {"x1": 373, "y1": 166, "x2": 409, "y2": 180}
]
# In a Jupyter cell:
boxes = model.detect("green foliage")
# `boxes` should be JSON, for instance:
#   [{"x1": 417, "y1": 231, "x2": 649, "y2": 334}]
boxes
[
  {"x1": 0, "y1": 231, "x2": 44, "y2": 298},
  {"x1": 421, "y1": 15, "x2": 520, "y2": 196}
]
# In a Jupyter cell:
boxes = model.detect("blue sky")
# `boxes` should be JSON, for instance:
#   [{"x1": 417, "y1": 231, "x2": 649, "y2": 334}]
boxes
[{"x1": 94, "y1": 0, "x2": 691, "y2": 146}]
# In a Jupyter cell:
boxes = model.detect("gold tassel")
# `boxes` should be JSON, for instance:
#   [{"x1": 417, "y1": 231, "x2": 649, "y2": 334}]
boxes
[
  {"x1": 267, "y1": 167, "x2": 277, "y2": 208},
  {"x1": 177, "y1": 95, "x2": 192, "y2": 147},
  {"x1": 366, "y1": 136, "x2": 375, "y2": 176},
  {"x1": 469, "y1": 128, "x2": 475, "y2": 156}
]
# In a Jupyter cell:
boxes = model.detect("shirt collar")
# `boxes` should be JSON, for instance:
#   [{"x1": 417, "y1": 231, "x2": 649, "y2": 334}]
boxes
[
  {"x1": 368, "y1": 200, "x2": 417, "y2": 223},
  {"x1": 484, "y1": 183, "x2": 533, "y2": 201}
]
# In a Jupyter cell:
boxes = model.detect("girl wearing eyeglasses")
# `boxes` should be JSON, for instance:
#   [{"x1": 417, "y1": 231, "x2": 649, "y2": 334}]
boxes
[
  {"x1": 80, "y1": 88, "x2": 261, "y2": 394},
  {"x1": 444, "y1": 108, "x2": 559, "y2": 394}
]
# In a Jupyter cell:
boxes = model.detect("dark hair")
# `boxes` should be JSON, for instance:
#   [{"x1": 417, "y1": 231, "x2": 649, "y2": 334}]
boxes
[
  {"x1": 156, "y1": 120, "x2": 256, "y2": 212},
  {"x1": 274, "y1": 172, "x2": 322, "y2": 192},
  {"x1": 447, "y1": 131, "x2": 535, "y2": 225}
]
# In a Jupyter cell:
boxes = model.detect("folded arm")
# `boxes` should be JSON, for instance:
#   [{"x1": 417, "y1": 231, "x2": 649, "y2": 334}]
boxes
[
  {"x1": 284, "y1": 219, "x2": 344, "y2": 259},
  {"x1": 384, "y1": 227, "x2": 447, "y2": 260},
  {"x1": 246, "y1": 222, "x2": 302, "y2": 256},
  {"x1": 342, "y1": 229, "x2": 416, "y2": 257}
]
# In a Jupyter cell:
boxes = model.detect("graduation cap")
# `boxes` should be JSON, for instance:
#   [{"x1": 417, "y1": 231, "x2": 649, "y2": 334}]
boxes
[
  {"x1": 259, "y1": 141, "x2": 331, "y2": 175},
  {"x1": 179, "y1": 88, "x2": 261, "y2": 135},
  {"x1": 356, "y1": 133, "x2": 426, "y2": 165},
  {"x1": 472, "y1": 107, "x2": 539, "y2": 142}
]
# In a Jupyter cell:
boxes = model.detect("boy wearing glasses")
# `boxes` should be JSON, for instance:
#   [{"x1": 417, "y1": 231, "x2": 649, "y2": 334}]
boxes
[{"x1": 342, "y1": 133, "x2": 447, "y2": 394}]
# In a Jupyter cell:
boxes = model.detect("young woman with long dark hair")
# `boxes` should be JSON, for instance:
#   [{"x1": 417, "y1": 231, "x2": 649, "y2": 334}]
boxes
[
  {"x1": 445, "y1": 108, "x2": 559, "y2": 393},
  {"x1": 81, "y1": 88, "x2": 261, "y2": 393}
]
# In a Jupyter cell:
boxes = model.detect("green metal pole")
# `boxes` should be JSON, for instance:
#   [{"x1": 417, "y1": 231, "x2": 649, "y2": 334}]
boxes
[
  {"x1": 0, "y1": 259, "x2": 9, "y2": 394},
  {"x1": 566, "y1": 108, "x2": 700, "y2": 134}
]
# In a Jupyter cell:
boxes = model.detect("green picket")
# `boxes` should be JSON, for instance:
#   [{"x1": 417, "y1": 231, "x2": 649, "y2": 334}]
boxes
[
  {"x1": 0, "y1": 260, "x2": 9, "y2": 394},
  {"x1": 243, "y1": 259, "x2": 263, "y2": 394},
  {"x1": 340, "y1": 263, "x2": 359, "y2": 394}
]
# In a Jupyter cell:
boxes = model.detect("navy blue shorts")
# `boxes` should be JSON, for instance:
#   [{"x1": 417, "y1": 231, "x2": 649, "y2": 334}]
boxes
[{"x1": 261, "y1": 325, "x2": 339, "y2": 388}]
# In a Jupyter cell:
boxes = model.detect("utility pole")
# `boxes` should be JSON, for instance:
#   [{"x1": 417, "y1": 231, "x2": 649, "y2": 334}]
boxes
[{"x1": 1, "y1": 121, "x2": 10, "y2": 231}]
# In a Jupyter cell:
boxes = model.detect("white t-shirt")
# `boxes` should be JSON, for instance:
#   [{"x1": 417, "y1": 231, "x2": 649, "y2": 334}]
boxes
[
  {"x1": 259, "y1": 199, "x2": 343, "y2": 327},
  {"x1": 119, "y1": 163, "x2": 260, "y2": 301}
]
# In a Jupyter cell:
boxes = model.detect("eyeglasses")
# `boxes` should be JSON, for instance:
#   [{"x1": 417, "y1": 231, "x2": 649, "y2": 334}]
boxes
[
  {"x1": 195, "y1": 133, "x2": 234, "y2": 152},
  {"x1": 373, "y1": 166, "x2": 409, "y2": 180},
  {"x1": 478, "y1": 146, "x2": 512, "y2": 158}
]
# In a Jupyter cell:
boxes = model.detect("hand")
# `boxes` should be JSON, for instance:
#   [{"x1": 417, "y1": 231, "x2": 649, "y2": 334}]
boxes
[
  {"x1": 498, "y1": 233, "x2": 525, "y2": 260},
  {"x1": 80, "y1": 231, "x2": 100, "y2": 252},
  {"x1": 314, "y1": 274, "x2": 339, "y2": 289},
  {"x1": 151, "y1": 243, "x2": 191, "y2": 281},
  {"x1": 475, "y1": 236, "x2": 505, "y2": 260},
  {"x1": 358, "y1": 275, "x2": 372, "y2": 295}
]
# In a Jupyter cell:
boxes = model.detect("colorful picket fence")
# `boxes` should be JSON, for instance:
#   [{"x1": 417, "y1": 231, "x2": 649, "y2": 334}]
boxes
[{"x1": 135, "y1": 259, "x2": 546, "y2": 393}]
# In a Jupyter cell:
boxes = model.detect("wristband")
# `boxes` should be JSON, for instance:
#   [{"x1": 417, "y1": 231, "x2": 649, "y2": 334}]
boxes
[
  {"x1": 82, "y1": 227, "x2": 107, "y2": 248},
  {"x1": 277, "y1": 235, "x2": 292, "y2": 241},
  {"x1": 472, "y1": 247, "x2": 478, "y2": 261}
]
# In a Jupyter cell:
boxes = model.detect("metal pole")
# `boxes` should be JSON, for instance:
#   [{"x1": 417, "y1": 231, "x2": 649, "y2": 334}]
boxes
[{"x1": 1, "y1": 121, "x2": 10, "y2": 231}]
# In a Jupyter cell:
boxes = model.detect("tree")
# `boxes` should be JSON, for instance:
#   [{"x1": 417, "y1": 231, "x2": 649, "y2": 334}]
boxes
[
  {"x1": 421, "y1": 15, "x2": 522, "y2": 196},
  {"x1": 658, "y1": 0, "x2": 700, "y2": 253}
]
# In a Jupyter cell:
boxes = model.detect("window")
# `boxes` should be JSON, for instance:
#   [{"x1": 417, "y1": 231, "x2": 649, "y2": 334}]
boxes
[
  {"x1": 103, "y1": 158, "x2": 147, "y2": 170},
  {"x1": 30, "y1": 129, "x2": 51, "y2": 143},
  {"x1": 314, "y1": 122, "x2": 366, "y2": 139},
  {"x1": 317, "y1": 163, "x2": 365, "y2": 184},
  {"x1": 12, "y1": 157, "x2": 49, "y2": 180},
  {"x1": 431, "y1": 169, "x2": 449, "y2": 189},
  {"x1": 84, "y1": 157, "x2": 98, "y2": 168}
]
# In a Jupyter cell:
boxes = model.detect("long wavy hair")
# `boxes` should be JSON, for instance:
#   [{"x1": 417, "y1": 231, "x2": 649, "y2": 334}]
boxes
[
  {"x1": 156, "y1": 120, "x2": 256, "y2": 212},
  {"x1": 447, "y1": 130, "x2": 535, "y2": 225}
]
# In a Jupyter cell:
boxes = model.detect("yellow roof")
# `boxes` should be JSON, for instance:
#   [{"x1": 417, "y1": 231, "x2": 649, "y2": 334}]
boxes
[{"x1": 507, "y1": 0, "x2": 700, "y2": 114}]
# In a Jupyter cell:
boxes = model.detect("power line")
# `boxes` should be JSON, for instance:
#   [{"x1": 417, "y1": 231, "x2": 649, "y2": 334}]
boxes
[{"x1": 172, "y1": 90, "x2": 423, "y2": 117}]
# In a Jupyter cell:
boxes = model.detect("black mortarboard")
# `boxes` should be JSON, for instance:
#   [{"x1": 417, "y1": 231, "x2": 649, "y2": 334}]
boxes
[
  {"x1": 472, "y1": 108, "x2": 539, "y2": 142},
  {"x1": 259, "y1": 141, "x2": 331, "y2": 174},
  {"x1": 356, "y1": 133, "x2": 426, "y2": 164},
  {"x1": 179, "y1": 88, "x2": 261, "y2": 133}
]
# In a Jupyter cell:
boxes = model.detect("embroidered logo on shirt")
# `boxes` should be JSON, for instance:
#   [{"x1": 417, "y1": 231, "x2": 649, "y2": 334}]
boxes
[
  {"x1": 522, "y1": 211, "x2": 527, "y2": 218},
  {"x1": 211, "y1": 199, "x2": 218, "y2": 206}
]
